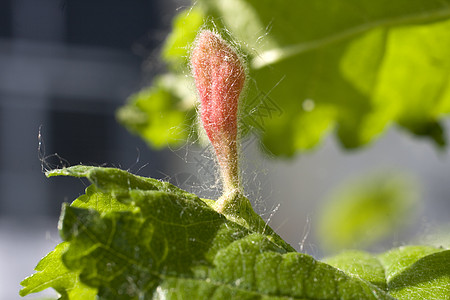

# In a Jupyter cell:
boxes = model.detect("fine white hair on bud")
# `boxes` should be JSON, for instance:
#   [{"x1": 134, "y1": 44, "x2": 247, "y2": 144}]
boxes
[{"x1": 191, "y1": 30, "x2": 246, "y2": 194}]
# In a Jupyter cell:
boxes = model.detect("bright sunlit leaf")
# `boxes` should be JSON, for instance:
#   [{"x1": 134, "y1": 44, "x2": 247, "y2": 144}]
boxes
[{"x1": 21, "y1": 166, "x2": 449, "y2": 299}]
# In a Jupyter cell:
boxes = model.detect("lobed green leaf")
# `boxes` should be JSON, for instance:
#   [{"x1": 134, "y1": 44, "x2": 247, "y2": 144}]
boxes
[{"x1": 21, "y1": 167, "x2": 391, "y2": 299}]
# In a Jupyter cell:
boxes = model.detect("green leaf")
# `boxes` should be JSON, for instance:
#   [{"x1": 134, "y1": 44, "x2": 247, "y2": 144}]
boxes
[
  {"x1": 116, "y1": 74, "x2": 196, "y2": 149},
  {"x1": 21, "y1": 166, "x2": 151, "y2": 299},
  {"x1": 20, "y1": 167, "x2": 139, "y2": 299},
  {"x1": 60, "y1": 203, "x2": 390, "y2": 299},
  {"x1": 47, "y1": 166, "x2": 294, "y2": 252},
  {"x1": 45, "y1": 165, "x2": 197, "y2": 201},
  {"x1": 162, "y1": 8, "x2": 205, "y2": 69},
  {"x1": 116, "y1": 7, "x2": 204, "y2": 149},
  {"x1": 324, "y1": 250, "x2": 387, "y2": 290},
  {"x1": 22, "y1": 167, "x2": 449, "y2": 299},
  {"x1": 326, "y1": 246, "x2": 450, "y2": 300},
  {"x1": 23, "y1": 166, "x2": 394, "y2": 299},
  {"x1": 20, "y1": 242, "x2": 97, "y2": 299},
  {"x1": 379, "y1": 246, "x2": 450, "y2": 299},
  {"x1": 56, "y1": 168, "x2": 389, "y2": 299},
  {"x1": 316, "y1": 172, "x2": 419, "y2": 252},
  {"x1": 119, "y1": 1, "x2": 450, "y2": 156}
]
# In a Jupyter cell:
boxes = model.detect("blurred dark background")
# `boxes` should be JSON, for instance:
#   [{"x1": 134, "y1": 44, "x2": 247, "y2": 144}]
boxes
[{"x1": 0, "y1": 1, "x2": 187, "y2": 298}]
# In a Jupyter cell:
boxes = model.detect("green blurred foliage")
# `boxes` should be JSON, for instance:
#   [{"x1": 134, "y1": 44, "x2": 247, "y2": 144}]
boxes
[
  {"x1": 316, "y1": 171, "x2": 420, "y2": 252},
  {"x1": 118, "y1": 0, "x2": 450, "y2": 156}
]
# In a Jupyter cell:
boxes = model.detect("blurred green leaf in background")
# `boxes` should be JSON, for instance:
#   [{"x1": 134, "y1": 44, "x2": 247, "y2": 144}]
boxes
[
  {"x1": 118, "y1": 0, "x2": 450, "y2": 157},
  {"x1": 316, "y1": 171, "x2": 420, "y2": 253}
]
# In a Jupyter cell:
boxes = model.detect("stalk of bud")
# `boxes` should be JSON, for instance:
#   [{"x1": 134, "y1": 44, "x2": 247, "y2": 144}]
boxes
[
  {"x1": 190, "y1": 32, "x2": 294, "y2": 251},
  {"x1": 191, "y1": 30, "x2": 245, "y2": 195}
]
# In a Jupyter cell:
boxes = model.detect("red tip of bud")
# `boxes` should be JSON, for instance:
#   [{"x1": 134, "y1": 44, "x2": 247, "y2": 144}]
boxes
[{"x1": 191, "y1": 30, "x2": 245, "y2": 191}]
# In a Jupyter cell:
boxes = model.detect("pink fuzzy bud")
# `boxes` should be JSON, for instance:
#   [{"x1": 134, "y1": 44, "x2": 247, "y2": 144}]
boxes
[{"x1": 191, "y1": 30, "x2": 245, "y2": 192}]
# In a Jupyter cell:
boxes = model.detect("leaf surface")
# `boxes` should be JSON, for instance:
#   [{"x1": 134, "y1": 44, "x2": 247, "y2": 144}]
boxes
[
  {"x1": 326, "y1": 246, "x2": 450, "y2": 300},
  {"x1": 22, "y1": 167, "x2": 394, "y2": 299},
  {"x1": 19, "y1": 242, "x2": 96, "y2": 299}
]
